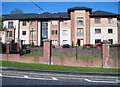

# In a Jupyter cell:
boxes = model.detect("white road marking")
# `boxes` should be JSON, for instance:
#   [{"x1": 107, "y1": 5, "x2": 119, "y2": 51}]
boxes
[
  {"x1": 1, "y1": 75, "x2": 58, "y2": 81},
  {"x1": 52, "y1": 77, "x2": 58, "y2": 80},
  {"x1": 0, "y1": 74, "x2": 2, "y2": 76},
  {"x1": 85, "y1": 79, "x2": 119, "y2": 84}
]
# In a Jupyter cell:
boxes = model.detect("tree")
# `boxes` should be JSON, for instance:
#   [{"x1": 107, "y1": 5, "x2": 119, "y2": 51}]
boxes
[
  {"x1": 0, "y1": 16, "x2": 4, "y2": 31},
  {"x1": 10, "y1": 8, "x2": 23, "y2": 14}
]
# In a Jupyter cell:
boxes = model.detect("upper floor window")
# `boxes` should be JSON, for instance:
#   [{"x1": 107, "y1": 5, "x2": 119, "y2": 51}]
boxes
[
  {"x1": 52, "y1": 30, "x2": 57, "y2": 35},
  {"x1": 62, "y1": 30, "x2": 68, "y2": 35},
  {"x1": 108, "y1": 18, "x2": 112, "y2": 23},
  {"x1": 22, "y1": 21, "x2": 27, "y2": 26},
  {"x1": 95, "y1": 29, "x2": 101, "y2": 34},
  {"x1": 22, "y1": 31, "x2": 26, "y2": 35},
  {"x1": 30, "y1": 30, "x2": 36, "y2": 35},
  {"x1": 77, "y1": 28, "x2": 84, "y2": 36},
  {"x1": 95, "y1": 18, "x2": 101, "y2": 23},
  {"x1": 42, "y1": 22, "x2": 48, "y2": 28},
  {"x1": 108, "y1": 29, "x2": 113, "y2": 33},
  {"x1": 52, "y1": 21, "x2": 58, "y2": 25},
  {"x1": 8, "y1": 22, "x2": 14, "y2": 28},
  {"x1": 77, "y1": 17, "x2": 84, "y2": 26},
  {"x1": 31, "y1": 21, "x2": 36, "y2": 27}
]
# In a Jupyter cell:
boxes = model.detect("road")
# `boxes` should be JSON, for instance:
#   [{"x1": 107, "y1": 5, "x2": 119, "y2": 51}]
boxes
[{"x1": 0, "y1": 68, "x2": 120, "y2": 86}]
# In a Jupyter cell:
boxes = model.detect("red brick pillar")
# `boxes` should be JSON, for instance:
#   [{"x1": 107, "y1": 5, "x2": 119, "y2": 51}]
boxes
[
  {"x1": 17, "y1": 39, "x2": 22, "y2": 52},
  {"x1": 43, "y1": 39, "x2": 51, "y2": 64},
  {"x1": 102, "y1": 40, "x2": 111, "y2": 68}
]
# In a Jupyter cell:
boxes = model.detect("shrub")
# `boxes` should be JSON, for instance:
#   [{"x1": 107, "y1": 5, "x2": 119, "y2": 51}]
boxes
[
  {"x1": 110, "y1": 44, "x2": 120, "y2": 47},
  {"x1": 30, "y1": 42, "x2": 34, "y2": 48}
]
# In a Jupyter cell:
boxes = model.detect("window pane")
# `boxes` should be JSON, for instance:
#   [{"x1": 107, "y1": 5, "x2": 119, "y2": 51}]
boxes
[
  {"x1": 108, "y1": 18, "x2": 112, "y2": 23},
  {"x1": 95, "y1": 29, "x2": 101, "y2": 34},
  {"x1": 77, "y1": 18, "x2": 83, "y2": 26},
  {"x1": 95, "y1": 18, "x2": 101, "y2": 23},
  {"x1": 108, "y1": 29, "x2": 113, "y2": 33},
  {"x1": 95, "y1": 39, "x2": 101, "y2": 43}
]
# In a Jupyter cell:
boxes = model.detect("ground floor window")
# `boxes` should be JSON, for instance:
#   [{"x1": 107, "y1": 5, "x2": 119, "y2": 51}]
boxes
[
  {"x1": 108, "y1": 39, "x2": 113, "y2": 44},
  {"x1": 63, "y1": 40, "x2": 67, "y2": 44},
  {"x1": 52, "y1": 40, "x2": 58, "y2": 45},
  {"x1": 95, "y1": 39, "x2": 101, "y2": 44}
]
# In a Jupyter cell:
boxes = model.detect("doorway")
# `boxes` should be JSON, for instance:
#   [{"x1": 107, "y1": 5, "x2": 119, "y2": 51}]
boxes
[{"x1": 77, "y1": 39, "x2": 84, "y2": 46}]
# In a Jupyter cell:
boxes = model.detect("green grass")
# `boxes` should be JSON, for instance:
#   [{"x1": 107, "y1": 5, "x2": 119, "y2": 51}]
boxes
[
  {"x1": 0, "y1": 61, "x2": 119, "y2": 73},
  {"x1": 23, "y1": 53, "x2": 43, "y2": 57},
  {"x1": 77, "y1": 56, "x2": 99, "y2": 60}
]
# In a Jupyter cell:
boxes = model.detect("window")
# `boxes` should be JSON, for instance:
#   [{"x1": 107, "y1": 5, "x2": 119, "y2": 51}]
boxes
[
  {"x1": 22, "y1": 31, "x2": 26, "y2": 35},
  {"x1": 52, "y1": 40, "x2": 58, "y2": 45},
  {"x1": 108, "y1": 29, "x2": 113, "y2": 33},
  {"x1": 95, "y1": 18, "x2": 101, "y2": 23},
  {"x1": 108, "y1": 39, "x2": 113, "y2": 44},
  {"x1": 22, "y1": 21, "x2": 26, "y2": 26},
  {"x1": 77, "y1": 28, "x2": 84, "y2": 36},
  {"x1": 31, "y1": 21, "x2": 36, "y2": 27},
  {"x1": 95, "y1": 29, "x2": 101, "y2": 34},
  {"x1": 42, "y1": 22, "x2": 48, "y2": 39},
  {"x1": 62, "y1": 30, "x2": 68, "y2": 35},
  {"x1": 63, "y1": 40, "x2": 67, "y2": 44},
  {"x1": 8, "y1": 31, "x2": 12, "y2": 37},
  {"x1": 95, "y1": 39, "x2": 101, "y2": 44},
  {"x1": 30, "y1": 30, "x2": 36, "y2": 35},
  {"x1": 52, "y1": 30, "x2": 57, "y2": 35},
  {"x1": 108, "y1": 18, "x2": 112, "y2": 23},
  {"x1": 52, "y1": 21, "x2": 58, "y2": 25},
  {"x1": 63, "y1": 20, "x2": 68, "y2": 25},
  {"x1": 8, "y1": 22, "x2": 14, "y2": 28},
  {"x1": 77, "y1": 18, "x2": 83, "y2": 26}
]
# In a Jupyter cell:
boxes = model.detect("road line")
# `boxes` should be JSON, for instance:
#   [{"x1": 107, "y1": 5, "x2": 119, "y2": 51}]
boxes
[
  {"x1": 52, "y1": 77, "x2": 58, "y2": 80},
  {"x1": 85, "y1": 79, "x2": 119, "y2": 83},
  {"x1": 1, "y1": 75, "x2": 58, "y2": 81}
]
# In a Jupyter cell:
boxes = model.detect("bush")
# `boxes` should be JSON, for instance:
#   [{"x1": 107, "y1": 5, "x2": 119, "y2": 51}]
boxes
[
  {"x1": 30, "y1": 42, "x2": 34, "y2": 48},
  {"x1": 110, "y1": 44, "x2": 120, "y2": 47}
]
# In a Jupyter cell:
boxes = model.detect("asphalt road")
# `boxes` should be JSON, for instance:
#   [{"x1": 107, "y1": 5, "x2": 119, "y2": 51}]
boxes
[{"x1": 0, "y1": 68, "x2": 120, "y2": 86}]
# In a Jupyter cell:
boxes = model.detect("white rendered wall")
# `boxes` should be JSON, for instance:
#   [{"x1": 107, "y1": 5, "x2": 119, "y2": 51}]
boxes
[{"x1": 90, "y1": 27, "x2": 118, "y2": 44}]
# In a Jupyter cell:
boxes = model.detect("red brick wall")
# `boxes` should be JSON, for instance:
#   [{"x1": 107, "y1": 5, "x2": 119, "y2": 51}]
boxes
[{"x1": 1, "y1": 54, "x2": 119, "y2": 68}]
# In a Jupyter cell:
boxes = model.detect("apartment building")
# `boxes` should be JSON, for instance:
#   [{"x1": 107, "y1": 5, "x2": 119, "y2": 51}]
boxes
[{"x1": 2, "y1": 6, "x2": 119, "y2": 46}]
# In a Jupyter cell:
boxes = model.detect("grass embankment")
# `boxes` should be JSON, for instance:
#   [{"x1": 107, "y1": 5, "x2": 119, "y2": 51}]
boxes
[{"x1": 0, "y1": 61, "x2": 119, "y2": 73}]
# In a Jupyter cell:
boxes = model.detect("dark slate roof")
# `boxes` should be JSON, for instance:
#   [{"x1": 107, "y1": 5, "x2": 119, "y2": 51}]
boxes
[
  {"x1": 67, "y1": 6, "x2": 92, "y2": 12},
  {"x1": 90, "y1": 10, "x2": 118, "y2": 17},
  {"x1": 54, "y1": 12, "x2": 69, "y2": 19},
  {"x1": 3, "y1": 13, "x2": 40, "y2": 20},
  {"x1": 2, "y1": 12, "x2": 70, "y2": 20}
]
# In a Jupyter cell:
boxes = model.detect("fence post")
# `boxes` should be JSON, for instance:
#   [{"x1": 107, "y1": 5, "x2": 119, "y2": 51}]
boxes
[
  {"x1": 102, "y1": 40, "x2": 111, "y2": 68},
  {"x1": 43, "y1": 39, "x2": 52, "y2": 65}
]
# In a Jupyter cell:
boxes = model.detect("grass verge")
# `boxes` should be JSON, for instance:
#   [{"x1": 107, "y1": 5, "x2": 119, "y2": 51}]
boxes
[
  {"x1": 23, "y1": 53, "x2": 43, "y2": 57},
  {"x1": 0, "y1": 61, "x2": 119, "y2": 73}
]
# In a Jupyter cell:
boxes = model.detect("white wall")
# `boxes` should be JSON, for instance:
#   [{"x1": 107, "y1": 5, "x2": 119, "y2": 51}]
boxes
[
  {"x1": 0, "y1": 31, "x2": 5, "y2": 43},
  {"x1": 48, "y1": 21, "x2": 50, "y2": 39},
  {"x1": 3, "y1": 20, "x2": 19, "y2": 43},
  {"x1": 60, "y1": 21, "x2": 71, "y2": 45},
  {"x1": 19, "y1": 29, "x2": 29, "y2": 45},
  {"x1": 38, "y1": 21, "x2": 41, "y2": 46},
  {"x1": 90, "y1": 27, "x2": 118, "y2": 44}
]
